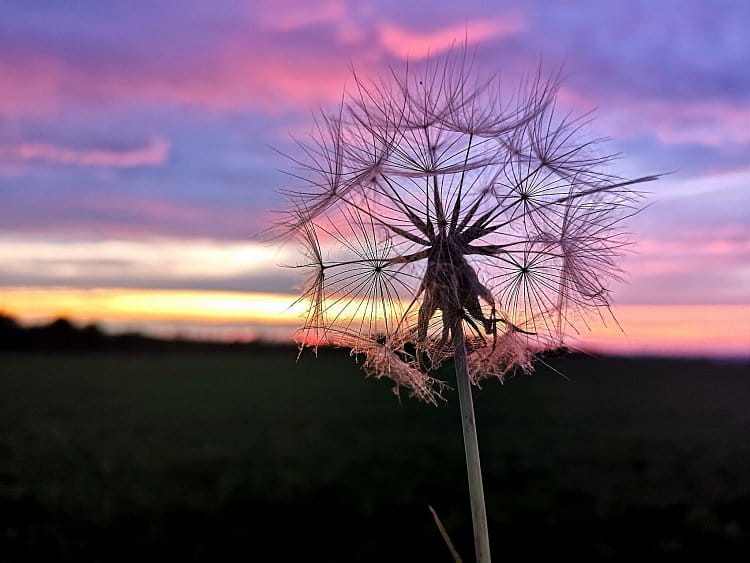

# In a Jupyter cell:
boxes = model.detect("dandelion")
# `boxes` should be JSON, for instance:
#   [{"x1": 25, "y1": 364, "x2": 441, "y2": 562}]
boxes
[{"x1": 276, "y1": 49, "x2": 656, "y2": 562}]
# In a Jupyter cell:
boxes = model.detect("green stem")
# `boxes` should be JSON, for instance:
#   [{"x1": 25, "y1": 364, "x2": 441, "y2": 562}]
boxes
[{"x1": 453, "y1": 322, "x2": 491, "y2": 562}]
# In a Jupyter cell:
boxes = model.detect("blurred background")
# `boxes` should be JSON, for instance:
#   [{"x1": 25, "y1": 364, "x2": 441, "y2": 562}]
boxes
[{"x1": 1, "y1": 1, "x2": 748, "y2": 560}]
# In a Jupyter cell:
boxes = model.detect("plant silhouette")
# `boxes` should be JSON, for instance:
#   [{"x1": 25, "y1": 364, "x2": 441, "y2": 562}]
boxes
[{"x1": 277, "y1": 49, "x2": 656, "y2": 562}]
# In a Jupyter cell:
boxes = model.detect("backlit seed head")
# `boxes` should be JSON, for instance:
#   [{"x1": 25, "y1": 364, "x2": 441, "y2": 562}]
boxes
[{"x1": 278, "y1": 50, "x2": 655, "y2": 402}]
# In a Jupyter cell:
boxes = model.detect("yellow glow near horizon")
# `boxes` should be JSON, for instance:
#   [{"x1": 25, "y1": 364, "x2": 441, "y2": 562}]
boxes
[
  {"x1": 0, "y1": 287, "x2": 305, "y2": 324},
  {"x1": 0, "y1": 286, "x2": 747, "y2": 356},
  {"x1": 0, "y1": 286, "x2": 400, "y2": 327},
  {"x1": 566, "y1": 303, "x2": 750, "y2": 356}
]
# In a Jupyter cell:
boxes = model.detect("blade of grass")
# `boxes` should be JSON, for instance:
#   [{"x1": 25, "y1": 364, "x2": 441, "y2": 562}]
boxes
[{"x1": 428, "y1": 505, "x2": 463, "y2": 563}]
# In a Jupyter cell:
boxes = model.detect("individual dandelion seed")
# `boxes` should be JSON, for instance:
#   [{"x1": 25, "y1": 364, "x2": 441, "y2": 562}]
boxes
[{"x1": 274, "y1": 49, "x2": 656, "y2": 563}]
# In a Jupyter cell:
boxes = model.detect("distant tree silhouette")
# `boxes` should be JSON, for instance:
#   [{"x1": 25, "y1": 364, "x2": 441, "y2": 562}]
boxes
[{"x1": 0, "y1": 313, "x2": 293, "y2": 353}]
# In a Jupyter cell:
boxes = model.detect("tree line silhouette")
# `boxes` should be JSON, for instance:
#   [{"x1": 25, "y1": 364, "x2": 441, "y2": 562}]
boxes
[{"x1": 0, "y1": 314, "x2": 294, "y2": 353}]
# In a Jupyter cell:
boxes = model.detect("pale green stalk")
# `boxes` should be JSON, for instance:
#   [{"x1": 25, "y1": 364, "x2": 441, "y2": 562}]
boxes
[{"x1": 453, "y1": 322, "x2": 491, "y2": 562}]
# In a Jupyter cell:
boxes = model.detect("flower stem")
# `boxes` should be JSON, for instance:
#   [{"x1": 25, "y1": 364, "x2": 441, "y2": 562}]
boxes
[{"x1": 453, "y1": 322, "x2": 491, "y2": 562}]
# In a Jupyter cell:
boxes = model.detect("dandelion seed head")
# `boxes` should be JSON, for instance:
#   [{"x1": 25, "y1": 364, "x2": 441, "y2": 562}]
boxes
[{"x1": 277, "y1": 48, "x2": 655, "y2": 401}]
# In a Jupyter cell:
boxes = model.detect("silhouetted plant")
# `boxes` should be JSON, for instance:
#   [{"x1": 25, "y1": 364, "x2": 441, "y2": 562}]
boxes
[{"x1": 277, "y1": 49, "x2": 655, "y2": 562}]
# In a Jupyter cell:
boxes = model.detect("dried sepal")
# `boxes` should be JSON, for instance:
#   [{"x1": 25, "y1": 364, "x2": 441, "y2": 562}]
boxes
[{"x1": 468, "y1": 330, "x2": 537, "y2": 384}]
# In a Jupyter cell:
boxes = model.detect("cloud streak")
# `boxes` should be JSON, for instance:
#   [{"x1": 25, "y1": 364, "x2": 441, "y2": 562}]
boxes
[
  {"x1": 0, "y1": 236, "x2": 299, "y2": 293},
  {"x1": 377, "y1": 16, "x2": 523, "y2": 59},
  {"x1": 0, "y1": 137, "x2": 169, "y2": 168}
]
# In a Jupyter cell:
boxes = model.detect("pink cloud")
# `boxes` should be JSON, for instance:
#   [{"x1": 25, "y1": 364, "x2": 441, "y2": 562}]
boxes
[
  {"x1": 93, "y1": 41, "x2": 352, "y2": 111},
  {"x1": 0, "y1": 44, "x2": 353, "y2": 115},
  {"x1": 0, "y1": 137, "x2": 169, "y2": 168},
  {"x1": 0, "y1": 54, "x2": 63, "y2": 116},
  {"x1": 647, "y1": 101, "x2": 750, "y2": 146},
  {"x1": 571, "y1": 304, "x2": 750, "y2": 357},
  {"x1": 634, "y1": 230, "x2": 750, "y2": 260},
  {"x1": 558, "y1": 86, "x2": 750, "y2": 147},
  {"x1": 378, "y1": 17, "x2": 524, "y2": 60},
  {"x1": 630, "y1": 223, "x2": 750, "y2": 272},
  {"x1": 610, "y1": 224, "x2": 750, "y2": 306}
]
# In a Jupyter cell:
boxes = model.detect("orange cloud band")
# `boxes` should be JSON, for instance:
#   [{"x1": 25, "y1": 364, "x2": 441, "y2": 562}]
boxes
[
  {"x1": 1, "y1": 287, "x2": 747, "y2": 357},
  {"x1": 0, "y1": 287, "x2": 304, "y2": 325}
]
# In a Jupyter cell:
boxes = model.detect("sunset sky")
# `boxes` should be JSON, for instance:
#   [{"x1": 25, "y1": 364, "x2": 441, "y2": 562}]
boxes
[{"x1": 1, "y1": 0, "x2": 748, "y2": 356}]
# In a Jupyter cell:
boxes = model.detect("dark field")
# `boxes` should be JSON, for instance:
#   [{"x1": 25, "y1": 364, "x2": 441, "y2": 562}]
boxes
[{"x1": 1, "y1": 351, "x2": 748, "y2": 561}]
